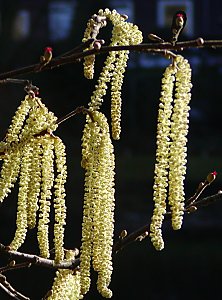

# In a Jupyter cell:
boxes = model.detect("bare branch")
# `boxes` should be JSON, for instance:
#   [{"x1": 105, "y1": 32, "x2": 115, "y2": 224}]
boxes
[
  {"x1": 0, "y1": 274, "x2": 30, "y2": 300},
  {"x1": 0, "y1": 244, "x2": 80, "y2": 270},
  {"x1": 0, "y1": 38, "x2": 222, "y2": 80}
]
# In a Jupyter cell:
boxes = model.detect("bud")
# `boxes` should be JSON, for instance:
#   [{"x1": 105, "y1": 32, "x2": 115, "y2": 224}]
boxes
[
  {"x1": 187, "y1": 206, "x2": 197, "y2": 213},
  {"x1": 119, "y1": 229, "x2": 127, "y2": 239},
  {"x1": 206, "y1": 171, "x2": 217, "y2": 184}
]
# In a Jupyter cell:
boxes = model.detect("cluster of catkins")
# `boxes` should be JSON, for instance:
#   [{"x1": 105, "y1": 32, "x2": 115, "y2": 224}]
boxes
[
  {"x1": 0, "y1": 8, "x2": 143, "y2": 300},
  {"x1": 83, "y1": 8, "x2": 143, "y2": 140},
  {"x1": 0, "y1": 7, "x2": 192, "y2": 300},
  {"x1": 80, "y1": 8, "x2": 143, "y2": 298},
  {"x1": 0, "y1": 94, "x2": 66, "y2": 263},
  {"x1": 150, "y1": 55, "x2": 192, "y2": 250}
]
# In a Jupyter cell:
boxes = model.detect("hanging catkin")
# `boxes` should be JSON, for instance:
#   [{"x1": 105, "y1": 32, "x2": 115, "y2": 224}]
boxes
[{"x1": 150, "y1": 55, "x2": 192, "y2": 250}]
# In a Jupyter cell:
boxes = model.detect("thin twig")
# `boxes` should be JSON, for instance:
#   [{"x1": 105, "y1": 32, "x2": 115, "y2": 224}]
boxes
[
  {"x1": 56, "y1": 106, "x2": 94, "y2": 125},
  {"x1": 0, "y1": 190, "x2": 221, "y2": 270},
  {"x1": 0, "y1": 262, "x2": 31, "y2": 273},
  {"x1": 113, "y1": 190, "x2": 222, "y2": 253},
  {"x1": 0, "y1": 38, "x2": 222, "y2": 80},
  {"x1": 0, "y1": 243, "x2": 80, "y2": 270},
  {"x1": 0, "y1": 274, "x2": 30, "y2": 300}
]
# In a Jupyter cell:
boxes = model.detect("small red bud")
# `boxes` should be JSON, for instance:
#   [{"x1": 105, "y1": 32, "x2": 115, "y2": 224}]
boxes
[
  {"x1": 45, "y1": 46, "x2": 53, "y2": 53},
  {"x1": 206, "y1": 171, "x2": 217, "y2": 183}
]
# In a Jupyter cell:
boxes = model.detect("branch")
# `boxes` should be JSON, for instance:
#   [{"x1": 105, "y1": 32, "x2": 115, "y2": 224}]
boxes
[
  {"x1": 113, "y1": 190, "x2": 222, "y2": 253},
  {"x1": 0, "y1": 189, "x2": 221, "y2": 273},
  {"x1": 0, "y1": 38, "x2": 222, "y2": 80},
  {"x1": 0, "y1": 243, "x2": 80, "y2": 270},
  {"x1": 0, "y1": 274, "x2": 29, "y2": 300}
]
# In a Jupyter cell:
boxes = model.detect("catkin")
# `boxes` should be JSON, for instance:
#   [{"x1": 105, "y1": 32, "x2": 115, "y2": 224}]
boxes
[{"x1": 150, "y1": 55, "x2": 192, "y2": 250}]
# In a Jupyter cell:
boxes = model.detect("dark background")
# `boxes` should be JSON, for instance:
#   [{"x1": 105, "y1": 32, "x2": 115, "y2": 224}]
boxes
[{"x1": 0, "y1": 0, "x2": 222, "y2": 299}]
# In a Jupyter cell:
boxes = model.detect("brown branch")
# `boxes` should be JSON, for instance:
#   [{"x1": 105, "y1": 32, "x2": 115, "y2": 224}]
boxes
[
  {"x1": 56, "y1": 106, "x2": 94, "y2": 125},
  {"x1": 0, "y1": 274, "x2": 29, "y2": 300},
  {"x1": 0, "y1": 190, "x2": 221, "y2": 272},
  {"x1": 0, "y1": 38, "x2": 222, "y2": 80},
  {"x1": 0, "y1": 262, "x2": 31, "y2": 273},
  {"x1": 0, "y1": 243, "x2": 80, "y2": 270},
  {"x1": 113, "y1": 191, "x2": 222, "y2": 253}
]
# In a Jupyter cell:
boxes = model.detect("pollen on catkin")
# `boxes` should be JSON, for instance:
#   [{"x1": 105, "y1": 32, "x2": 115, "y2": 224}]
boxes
[
  {"x1": 26, "y1": 137, "x2": 42, "y2": 229},
  {"x1": 10, "y1": 141, "x2": 33, "y2": 250},
  {"x1": 150, "y1": 55, "x2": 192, "y2": 250},
  {"x1": 47, "y1": 250, "x2": 82, "y2": 300},
  {"x1": 37, "y1": 135, "x2": 55, "y2": 259},
  {"x1": 53, "y1": 137, "x2": 67, "y2": 263},
  {"x1": 150, "y1": 64, "x2": 176, "y2": 251},
  {"x1": 82, "y1": 15, "x2": 107, "y2": 79},
  {"x1": 85, "y1": 8, "x2": 143, "y2": 140},
  {"x1": 0, "y1": 94, "x2": 67, "y2": 260},
  {"x1": 168, "y1": 55, "x2": 192, "y2": 230},
  {"x1": 106, "y1": 9, "x2": 143, "y2": 139},
  {"x1": 80, "y1": 111, "x2": 115, "y2": 298}
]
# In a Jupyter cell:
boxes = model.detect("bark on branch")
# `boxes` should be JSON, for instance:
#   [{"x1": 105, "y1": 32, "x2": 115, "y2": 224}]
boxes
[{"x1": 0, "y1": 38, "x2": 222, "y2": 81}]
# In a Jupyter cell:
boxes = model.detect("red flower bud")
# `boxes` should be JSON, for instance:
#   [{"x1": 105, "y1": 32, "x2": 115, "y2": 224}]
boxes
[{"x1": 206, "y1": 171, "x2": 217, "y2": 183}]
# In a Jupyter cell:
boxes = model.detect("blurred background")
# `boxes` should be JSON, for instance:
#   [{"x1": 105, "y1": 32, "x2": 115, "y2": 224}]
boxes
[{"x1": 0, "y1": 0, "x2": 222, "y2": 299}]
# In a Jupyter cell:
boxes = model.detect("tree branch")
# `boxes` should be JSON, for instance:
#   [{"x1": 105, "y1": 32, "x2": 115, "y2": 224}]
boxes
[
  {"x1": 0, "y1": 189, "x2": 221, "y2": 273},
  {"x1": 0, "y1": 274, "x2": 30, "y2": 300},
  {"x1": 0, "y1": 243, "x2": 80, "y2": 270},
  {"x1": 0, "y1": 38, "x2": 222, "y2": 80}
]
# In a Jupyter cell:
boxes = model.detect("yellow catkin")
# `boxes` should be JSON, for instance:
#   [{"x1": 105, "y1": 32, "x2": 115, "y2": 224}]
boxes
[
  {"x1": 5, "y1": 95, "x2": 33, "y2": 143},
  {"x1": 86, "y1": 8, "x2": 143, "y2": 141},
  {"x1": 150, "y1": 64, "x2": 177, "y2": 251},
  {"x1": 107, "y1": 9, "x2": 143, "y2": 139},
  {"x1": 53, "y1": 137, "x2": 67, "y2": 263},
  {"x1": 0, "y1": 94, "x2": 68, "y2": 259},
  {"x1": 168, "y1": 55, "x2": 192, "y2": 230},
  {"x1": 150, "y1": 55, "x2": 192, "y2": 249},
  {"x1": 89, "y1": 51, "x2": 117, "y2": 111},
  {"x1": 47, "y1": 251, "x2": 82, "y2": 300},
  {"x1": 10, "y1": 141, "x2": 33, "y2": 250},
  {"x1": 19, "y1": 96, "x2": 57, "y2": 140},
  {"x1": 37, "y1": 135, "x2": 54, "y2": 258},
  {"x1": 0, "y1": 94, "x2": 58, "y2": 205},
  {"x1": 82, "y1": 15, "x2": 107, "y2": 79},
  {"x1": 0, "y1": 143, "x2": 21, "y2": 203},
  {"x1": 80, "y1": 112, "x2": 115, "y2": 298},
  {"x1": 80, "y1": 118, "x2": 98, "y2": 295},
  {"x1": 27, "y1": 137, "x2": 42, "y2": 229}
]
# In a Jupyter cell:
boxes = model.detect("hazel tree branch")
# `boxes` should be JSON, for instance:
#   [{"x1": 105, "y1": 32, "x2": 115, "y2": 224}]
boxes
[
  {"x1": 0, "y1": 189, "x2": 221, "y2": 271},
  {"x1": 0, "y1": 38, "x2": 222, "y2": 80},
  {"x1": 0, "y1": 273, "x2": 30, "y2": 300}
]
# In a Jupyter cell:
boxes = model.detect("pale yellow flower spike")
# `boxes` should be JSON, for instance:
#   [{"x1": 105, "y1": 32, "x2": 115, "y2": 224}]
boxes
[
  {"x1": 10, "y1": 141, "x2": 33, "y2": 250},
  {"x1": 150, "y1": 64, "x2": 177, "y2": 251},
  {"x1": 37, "y1": 135, "x2": 55, "y2": 258},
  {"x1": 80, "y1": 117, "x2": 100, "y2": 295},
  {"x1": 20, "y1": 97, "x2": 58, "y2": 140},
  {"x1": 0, "y1": 144, "x2": 21, "y2": 203},
  {"x1": 168, "y1": 55, "x2": 192, "y2": 230},
  {"x1": 0, "y1": 95, "x2": 35, "y2": 203},
  {"x1": 47, "y1": 250, "x2": 82, "y2": 300},
  {"x1": 80, "y1": 112, "x2": 115, "y2": 298},
  {"x1": 82, "y1": 18, "x2": 97, "y2": 79},
  {"x1": 5, "y1": 95, "x2": 34, "y2": 143},
  {"x1": 89, "y1": 51, "x2": 117, "y2": 111},
  {"x1": 108, "y1": 10, "x2": 143, "y2": 140},
  {"x1": 53, "y1": 137, "x2": 67, "y2": 263},
  {"x1": 27, "y1": 137, "x2": 42, "y2": 229},
  {"x1": 87, "y1": 8, "x2": 143, "y2": 132}
]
